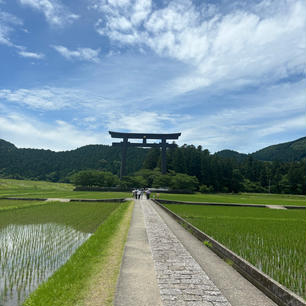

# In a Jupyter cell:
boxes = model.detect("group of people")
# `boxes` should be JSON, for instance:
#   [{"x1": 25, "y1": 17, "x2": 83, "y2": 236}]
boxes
[{"x1": 132, "y1": 188, "x2": 151, "y2": 200}]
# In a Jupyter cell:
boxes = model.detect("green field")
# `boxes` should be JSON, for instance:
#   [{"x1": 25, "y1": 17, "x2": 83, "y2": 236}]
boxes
[
  {"x1": 0, "y1": 201, "x2": 121, "y2": 232},
  {"x1": 0, "y1": 199, "x2": 46, "y2": 210},
  {"x1": 0, "y1": 196, "x2": 131, "y2": 306},
  {"x1": 159, "y1": 192, "x2": 306, "y2": 206},
  {"x1": 165, "y1": 204, "x2": 306, "y2": 299},
  {"x1": 0, "y1": 178, "x2": 131, "y2": 199},
  {"x1": 23, "y1": 201, "x2": 133, "y2": 306}
]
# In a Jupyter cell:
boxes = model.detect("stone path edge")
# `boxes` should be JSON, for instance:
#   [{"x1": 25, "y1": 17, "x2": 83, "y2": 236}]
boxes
[
  {"x1": 157, "y1": 199, "x2": 305, "y2": 210},
  {"x1": 152, "y1": 199, "x2": 306, "y2": 306}
]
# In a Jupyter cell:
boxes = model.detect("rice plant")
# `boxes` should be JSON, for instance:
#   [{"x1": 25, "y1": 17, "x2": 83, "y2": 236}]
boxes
[
  {"x1": 0, "y1": 223, "x2": 91, "y2": 306},
  {"x1": 165, "y1": 204, "x2": 306, "y2": 299}
]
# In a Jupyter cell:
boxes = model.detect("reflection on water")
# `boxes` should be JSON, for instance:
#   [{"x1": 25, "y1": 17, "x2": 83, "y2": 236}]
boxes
[{"x1": 0, "y1": 223, "x2": 91, "y2": 306}]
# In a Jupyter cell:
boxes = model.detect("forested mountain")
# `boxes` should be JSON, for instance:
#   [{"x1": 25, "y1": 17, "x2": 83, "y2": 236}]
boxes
[
  {"x1": 0, "y1": 137, "x2": 305, "y2": 194},
  {"x1": 0, "y1": 140, "x2": 147, "y2": 181},
  {"x1": 215, "y1": 137, "x2": 306, "y2": 162},
  {"x1": 252, "y1": 137, "x2": 306, "y2": 161},
  {"x1": 214, "y1": 149, "x2": 248, "y2": 161}
]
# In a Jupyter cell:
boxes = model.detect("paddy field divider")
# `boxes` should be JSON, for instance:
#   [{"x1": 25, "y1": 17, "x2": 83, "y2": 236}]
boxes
[
  {"x1": 157, "y1": 199, "x2": 305, "y2": 210},
  {"x1": 152, "y1": 199, "x2": 306, "y2": 306},
  {"x1": 0, "y1": 197, "x2": 126, "y2": 202}
]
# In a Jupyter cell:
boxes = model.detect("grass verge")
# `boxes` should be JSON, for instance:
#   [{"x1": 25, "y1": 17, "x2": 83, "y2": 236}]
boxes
[{"x1": 23, "y1": 201, "x2": 134, "y2": 306}]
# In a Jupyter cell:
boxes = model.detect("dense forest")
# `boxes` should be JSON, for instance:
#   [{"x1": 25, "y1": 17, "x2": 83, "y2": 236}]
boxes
[
  {"x1": 0, "y1": 137, "x2": 305, "y2": 194},
  {"x1": 0, "y1": 139, "x2": 147, "y2": 180}
]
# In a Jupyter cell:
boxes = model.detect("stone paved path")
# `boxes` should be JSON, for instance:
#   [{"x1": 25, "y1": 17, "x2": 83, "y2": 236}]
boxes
[
  {"x1": 141, "y1": 199, "x2": 231, "y2": 306},
  {"x1": 114, "y1": 200, "x2": 162, "y2": 306}
]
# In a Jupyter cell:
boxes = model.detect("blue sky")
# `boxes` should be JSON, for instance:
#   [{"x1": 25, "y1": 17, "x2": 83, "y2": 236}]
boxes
[{"x1": 0, "y1": 0, "x2": 305, "y2": 153}]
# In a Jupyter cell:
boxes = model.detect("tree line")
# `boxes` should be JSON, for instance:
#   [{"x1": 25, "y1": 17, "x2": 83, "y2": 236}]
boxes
[
  {"x1": 0, "y1": 139, "x2": 305, "y2": 194},
  {"x1": 141, "y1": 145, "x2": 306, "y2": 194}
]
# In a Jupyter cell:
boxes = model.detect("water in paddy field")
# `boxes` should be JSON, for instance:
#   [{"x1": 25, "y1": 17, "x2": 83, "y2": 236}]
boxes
[{"x1": 0, "y1": 223, "x2": 92, "y2": 306}]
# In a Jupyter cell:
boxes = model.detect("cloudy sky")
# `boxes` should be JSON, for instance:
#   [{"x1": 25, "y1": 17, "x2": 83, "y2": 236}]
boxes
[{"x1": 0, "y1": 0, "x2": 305, "y2": 153}]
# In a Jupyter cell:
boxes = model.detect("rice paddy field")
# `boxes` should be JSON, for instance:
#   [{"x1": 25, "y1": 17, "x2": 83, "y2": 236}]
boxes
[
  {"x1": 0, "y1": 200, "x2": 46, "y2": 211},
  {"x1": 164, "y1": 203, "x2": 306, "y2": 299},
  {"x1": 0, "y1": 196, "x2": 128, "y2": 306},
  {"x1": 159, "y1": 192, "x2": 306, "y2": 206},
  {"x1": 0, "y1": 178, "x2": 130, "y2": 199}
]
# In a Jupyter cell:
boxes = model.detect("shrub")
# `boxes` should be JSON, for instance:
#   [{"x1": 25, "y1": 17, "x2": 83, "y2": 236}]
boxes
[
  {"x1": 169, "y1": 173, "x2": 199, "y2": 191},
  {"x1": 70, "y1": 170, "x2": 119, "y2": 187},
  {"x1": 200, "y1": 184, "x2": 214, "y2": 193}
]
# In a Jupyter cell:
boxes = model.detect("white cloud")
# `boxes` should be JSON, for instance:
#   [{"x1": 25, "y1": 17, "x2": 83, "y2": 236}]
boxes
[
  {"x1": 257, "y1": 115, "x2": 306, "y2": 137},
  {"x1": 107, "y1": 111, "x2": 181, "y2": 133},
  {"x1": 0, "y1": 113, "x2": 105, "y2": 151},
  {"x1": 19, "y1": 0, "x2": 79, "y2": 26},
  {"x1": 0, "y1": 87, "x2": 118, "y2": 112},
  {"x1": 52, "y1": 45, "x2": 101, "y2": 63},
  {"x1": 92, "y1": 0, "x2": 306, "y2": 95},
  {"x1": 0, "y1": 11, "x2": 22, "y2": 46},
  {"x1": 0, "y1": 88, "x2": 71, "y2": 110},
  {"x1": 174, "y1": 80, "x2": 306, "y2": 153},
  {"x1": 0, "y1": 79, "x2": 304, "y2": 153},
  {"x1": 18, "y1": 50, "x2": 44, "y2": 59}
]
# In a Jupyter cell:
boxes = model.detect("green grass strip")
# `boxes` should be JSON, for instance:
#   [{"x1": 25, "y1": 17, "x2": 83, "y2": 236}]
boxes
[
  {"x1": 0, "y1": 200, "x2": 49, "y2": 212},
  {"x1": 158, "y1": 192, "x2": 306, "y2": 206},
  {"x1": 23, "y1": 201, "x2": 133, "y2": 306}
]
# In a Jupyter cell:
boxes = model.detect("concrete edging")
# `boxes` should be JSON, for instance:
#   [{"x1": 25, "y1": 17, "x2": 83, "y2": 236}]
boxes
[
  {"x1": 157, "y1": 199, "x2": 305, "y2": 210},
  {"x1": 69, "y1": 198, "x2": 126, "y2": 203},
  {"x1": 152, "y1": 199, "x2": 306, "y2": 306}
]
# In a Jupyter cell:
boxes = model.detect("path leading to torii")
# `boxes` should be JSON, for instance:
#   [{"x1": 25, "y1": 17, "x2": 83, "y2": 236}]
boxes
[{"x1": 115, "y1": 198, "x2": 277, "y2": 306}]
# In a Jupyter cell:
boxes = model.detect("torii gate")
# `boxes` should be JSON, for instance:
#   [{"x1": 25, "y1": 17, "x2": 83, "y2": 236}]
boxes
[{"x1": 109, "y1": 131, "x2": 181, "y2": 179}]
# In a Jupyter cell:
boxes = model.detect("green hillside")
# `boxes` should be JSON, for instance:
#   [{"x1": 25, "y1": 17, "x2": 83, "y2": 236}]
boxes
[
  {"x1": 214, "y1": 149, "x2": 248, "y2": 161},
  {"x1": 252, "y1": 137, "x2": 306, "y2": 162},
  {"x1": 0, "y1": 140, "x2": 147, "y2": 181}
]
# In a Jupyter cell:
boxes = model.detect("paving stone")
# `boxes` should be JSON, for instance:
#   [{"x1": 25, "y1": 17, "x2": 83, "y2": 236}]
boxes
[
  {"x1": 141, "y1": 200, "x2": 232, "y2": 306},
  {"x1": 187, "y1": 302, "x2": 213, "y2": 306}
]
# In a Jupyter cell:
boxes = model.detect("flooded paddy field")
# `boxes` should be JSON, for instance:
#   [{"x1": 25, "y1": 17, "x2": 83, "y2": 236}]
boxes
[
  {"x1": 165, "y1": 204, "x2": 306, "y2": 299},
  {"x1": 0, "y1": 200, "x2": 121, "y2": 305}
]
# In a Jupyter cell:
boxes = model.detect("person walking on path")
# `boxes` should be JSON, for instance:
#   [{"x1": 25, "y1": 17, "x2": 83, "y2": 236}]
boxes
[
  {"x1": 145, "y1": 189, "x2": 151, "y2": 199},
  {"x1": 137, "y1": 189, "x2": 142, "y2": 200}
]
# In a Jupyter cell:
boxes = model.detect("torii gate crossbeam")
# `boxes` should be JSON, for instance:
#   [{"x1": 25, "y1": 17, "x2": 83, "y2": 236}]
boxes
[{"x1": 109, "y1": 131, "x2": 181, "y2": 179}]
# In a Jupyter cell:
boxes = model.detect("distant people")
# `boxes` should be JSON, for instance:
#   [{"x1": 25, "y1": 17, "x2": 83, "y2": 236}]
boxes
[
  {"x1": 137, "y1": 189, "x2": 142, "y2": 200},
  {"x1": 145, "y1": 189, "x2": 151, "y2": 199},
  {"x1": 132, "y1": 189, "x2": 137, "y2": 198}
]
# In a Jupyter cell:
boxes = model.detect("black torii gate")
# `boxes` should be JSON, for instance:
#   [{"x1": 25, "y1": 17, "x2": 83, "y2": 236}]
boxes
[{"x1": 109, "y1": 131, "x2": 181, "y2": 179}]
